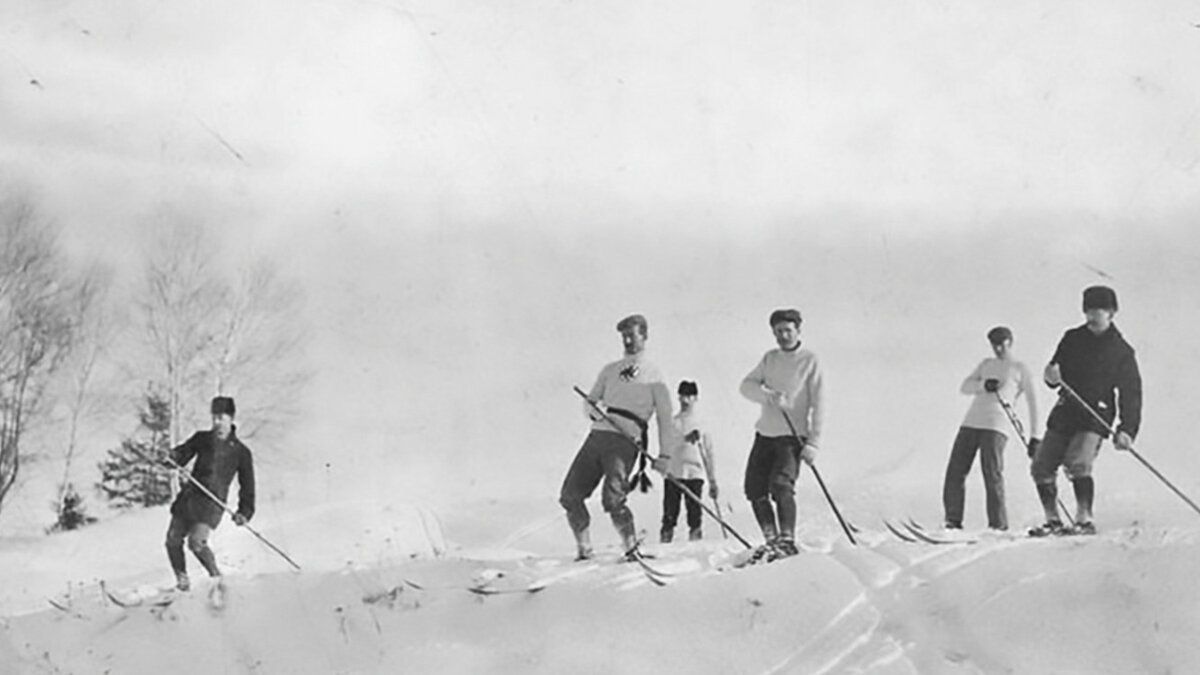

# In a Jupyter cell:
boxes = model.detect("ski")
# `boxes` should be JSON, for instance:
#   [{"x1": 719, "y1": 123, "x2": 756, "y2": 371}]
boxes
[
  {"x1": 47, "y1": 598, "x2": 71, "y2": 612},
  {"x1": 627, "y1": 550, "x2": 672, "y2": 586},
  {"x1": 467, "y1": 583, "x2": 548, "y2": 596},
  {"x1": 100, "y1": 581, "x2": 179, "y2": 609},
  {"x1": 883, "y1": 519, "x2": 919, "y2": 543},
  {"x1": 402, "y1": 578, "x2": 547, "y2": 596},
  {"x1": 901, "y1": 521, "x2": 976, "y2": 545}
]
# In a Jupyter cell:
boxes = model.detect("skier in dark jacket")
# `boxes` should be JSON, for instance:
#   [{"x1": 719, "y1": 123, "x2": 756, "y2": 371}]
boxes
[
  {"x1": 1029, "y1": 286, "x2": 1141, "y2": 536},
  {"x1": 164, "y1": 396, "x2": 256, "y2": 591}
]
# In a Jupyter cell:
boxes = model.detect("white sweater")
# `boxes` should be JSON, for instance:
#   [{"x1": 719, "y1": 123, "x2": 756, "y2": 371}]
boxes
[
  {"x1": 584, "y1": 353, "x2": 674, "y2": 455},
  {"x1": 739, "y1": 345, "x2": 824, "y2": 445},
  {"x1": 959, "y1": 357, "x2": 1040, "y2": 439}
]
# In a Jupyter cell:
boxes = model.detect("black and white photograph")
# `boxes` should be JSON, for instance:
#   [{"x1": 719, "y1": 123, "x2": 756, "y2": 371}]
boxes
[{"x1": 2, "y1": 1, "x2": 1199, "y2": 672}]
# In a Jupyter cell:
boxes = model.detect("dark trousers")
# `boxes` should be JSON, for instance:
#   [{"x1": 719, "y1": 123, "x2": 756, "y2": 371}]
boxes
[
  {"x1": 559, "y1": 430, "x2": 640, "y2": 539},
  {"x1": 743, "y1": 433, "x2": 802, "y2": 540},
  {"x1": 661, "y1": 478, "x2": 705, "y2": 532},
  {"x1": 942, "y1": 426, "x2": 1008, "y2": 530},
  {"x1": 165, "y1": 514, "x2": 221, "y2": 577}
]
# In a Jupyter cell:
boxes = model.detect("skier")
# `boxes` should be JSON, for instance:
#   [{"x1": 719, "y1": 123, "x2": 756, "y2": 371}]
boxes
[
  {"x1": 658, "y1": 380, "x2": 718, "y2": 543},
  {"x1": 739, "y1": 308, "x2": 824, "y2": 557},
  {"x1": 1029, "y1": 286, "x2": 1142, "y2": 536},
  {"x1": 164, "y1": 396, "x2": 256, "y2": 594},
  {"x1": 561, "y1": 314, "x2": 673, "y2": 561},
  {"x1": 941, "y1": 326, "x2": 1039, "y2": 532}
]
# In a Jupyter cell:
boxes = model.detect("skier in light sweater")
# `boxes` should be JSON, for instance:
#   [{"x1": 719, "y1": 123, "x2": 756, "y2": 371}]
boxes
[
  {"x1": 739, "y1": 308, "x2": 823, "y2": 557},
  {"x1": 941, "y1": 326, "x2": 1039, "y2": 532},
  {"x1": 658, "y1": 380, "x2": 718, "y2": 543},
  {"x1": 561, "y1": 314, "x2": 674, "y2": 561}
]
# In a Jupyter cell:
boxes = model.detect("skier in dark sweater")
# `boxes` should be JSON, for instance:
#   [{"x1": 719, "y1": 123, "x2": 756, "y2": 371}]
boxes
[
  {"x1": 1029, "y1": 286, "x2": 1141, "y2": 536},
  {"x1": 164, "y1": 396, "x2": 256, "y2": 592}
]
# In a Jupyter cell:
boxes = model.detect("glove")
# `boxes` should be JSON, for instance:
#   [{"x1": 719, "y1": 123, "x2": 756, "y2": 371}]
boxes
[
  {"x1": 651, "y1": 456, "x2": 670, "y2": 474},
  {"x1": 233, "y1": 512, "x2": 248, "y2": 526},
  {"x1": 684, "y1": 429, "x2": 701, "y2": 444},
  {"x1": 1114, "y1": 431, "x2": 1134, "y2": 452},
  {"x1": 766, "y1": 388, "x2": 790, "y2": 408},
  {"x1": 708, "y1": 482, "x2": 719, "y2": 499},
  {"x1": 1044, "y1": 363, "x2": 1062, "y2": 386},
  {"x1": 983, "y1": 378, "x2": 1000, "y2": 393},
  {"x1": 799, "y1": 443, "x2": 817, "y2": 465},
  {"x1": 1026, "y1": 437, "x2": 1040, "y2": 459}
]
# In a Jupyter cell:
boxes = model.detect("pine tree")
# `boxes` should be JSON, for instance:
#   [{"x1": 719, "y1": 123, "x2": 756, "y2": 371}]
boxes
[
  {"x1": 97, "y1": 391, "x2": 174, "y2": 508},
  {"x1": 48, "y1": 482, "x2": 98, "y2": 532}
]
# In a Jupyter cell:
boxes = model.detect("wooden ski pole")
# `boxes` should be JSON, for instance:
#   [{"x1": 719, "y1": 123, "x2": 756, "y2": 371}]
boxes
[
  {"x1": 779, "y1": 410, "x2": 857, "y2": 545},
  {"x1": 993, "y1": 391, "x2": 1075, "y2": 527},
  {"x1": 1057, "y1": 381, "x2": 1200, "y2": 519}
]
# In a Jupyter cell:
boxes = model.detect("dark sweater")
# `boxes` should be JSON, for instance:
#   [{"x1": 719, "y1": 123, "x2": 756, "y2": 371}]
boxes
[
  {"x1": 169, "y1": 428, "x2": 256, "y2": 528},
  {"x1": 1046, "y1": 323, "x2": 1142, "y2": 439}
]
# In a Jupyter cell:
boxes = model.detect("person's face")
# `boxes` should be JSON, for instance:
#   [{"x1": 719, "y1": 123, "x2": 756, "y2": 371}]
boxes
[
  {"x1": 678, "y1": 392, "x2": 697, "y2": 408},
  {"x1": 991, "y1": 338, "x2": 1012, "y2": 359},
  {"x1": 772, "y1": 321, "x2": 801, "y2": 350},
  {"x1": 621, "y1": 327, "x2": 647, "y2": 355},
  {"x1": 1085, "y1": 308, "x2": 1114, "y2": 333},
  {"x1": 212, "y1": 413, "x2": 234, "y2": 438}
]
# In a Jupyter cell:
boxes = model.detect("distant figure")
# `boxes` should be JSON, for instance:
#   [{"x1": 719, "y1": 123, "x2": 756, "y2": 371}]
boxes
[
  {"x1": 165, "y1": 396, "x2": 256, "y2": 597},
  {"x1": 659, "y1": 380, "x2": 718, "y2": 543},
  {"x1": 561, "y1": 315, "x2": 673, "y2": 561},
  {"x1": 941, "y1": 326, "x2": 1039, "y2": 532},
  {"x1": 1030, "y1": 286, "x2": 1142, "y2": 536},
  {"x1": 739, "y1": 308, "x2": 824, "y2": 558}
]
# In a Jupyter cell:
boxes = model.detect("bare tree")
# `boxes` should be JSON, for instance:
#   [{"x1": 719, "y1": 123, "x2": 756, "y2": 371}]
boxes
[
  {"x1": 0, "y1": 199, "x2": 80, "y2": 518},
  {"x1": 53, "y1": 263, "x2": 121, "y2": 522},
  {"x1": 140, "y1": 223, "x2": 227, "y2": 448},
  {"x1": 138, "y1": 223, "x2": 309, "y2": 452},
  {"x1": 206, "y1": 258, "x2": 310, "y2": 441}
]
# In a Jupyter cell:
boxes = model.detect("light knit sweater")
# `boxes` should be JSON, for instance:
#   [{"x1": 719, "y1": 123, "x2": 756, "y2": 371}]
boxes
[
  {"x1": 959, "y1": 357, "x2": 1039, "y2": 438},
  {"x1": 739, "y1": 345, "x2": 824, "y2": 445},
  {"x1": 583, "y1": 353, "x2": 674, "y2": 455}
]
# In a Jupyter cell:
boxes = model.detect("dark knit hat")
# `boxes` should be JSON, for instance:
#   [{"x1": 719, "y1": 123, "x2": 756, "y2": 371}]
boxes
[
  {"x1": 616, "y1": 314, "x2": 648, "y2": 335},
  {"x1": 769, "y1": 308, "x2": 802, "y2": 327},
  {"x1": 211, "y1": 396, "x2": 236, "y2": 417},
  {"x1": 1082, "y1": 286, "x2": 1118, "y2": 312},
  {"x1": 986, "y1": 326, "x2": 1013, "y2": 345},
  {"x1": 677, "y1": 380, "x2": 698, "y2": 396}
]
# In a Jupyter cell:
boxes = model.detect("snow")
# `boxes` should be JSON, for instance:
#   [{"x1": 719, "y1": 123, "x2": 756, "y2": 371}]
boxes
[{"x1": 4, "y1": 494, "x2": 1200, "y2": 673}]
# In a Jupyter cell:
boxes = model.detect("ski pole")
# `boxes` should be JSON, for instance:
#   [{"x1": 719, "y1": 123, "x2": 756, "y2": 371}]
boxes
[
  {"x1": 778, "y1": 410, "x2": 857, "y2": 545},
  {"x1": 713, "y1": 498, "x2": 729, "y2": 540},
  {"x1": 695, "y1": 440, "x2": 730, "y2": 540},
  {"x1": 1057, "y1": 381, "x2": 1200, "y2": 519},
  {"x1": 135, "y1": 446, "x2": 302, "y2": 571},
  {"x1": 993, "y1": 391, "x2": 1075, "y2": 527},
  {"x1": 573, "y1": 386, "x2": 753, "y2": 549}
]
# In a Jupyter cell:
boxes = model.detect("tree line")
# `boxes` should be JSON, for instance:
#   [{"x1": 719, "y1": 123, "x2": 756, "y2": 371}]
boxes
[{"x1": 0, "y1": 195, "x2": 310, "y2": 532}]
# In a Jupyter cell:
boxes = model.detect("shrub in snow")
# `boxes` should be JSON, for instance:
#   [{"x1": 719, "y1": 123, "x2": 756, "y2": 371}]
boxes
[{"x1": 48, "y1": 482, "x2": 98, "y2": 532}]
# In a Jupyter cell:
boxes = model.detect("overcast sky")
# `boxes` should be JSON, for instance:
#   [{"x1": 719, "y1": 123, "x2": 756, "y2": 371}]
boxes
[{"x1": 3, "y1": 0, "x2": 1199, "y2": 508}]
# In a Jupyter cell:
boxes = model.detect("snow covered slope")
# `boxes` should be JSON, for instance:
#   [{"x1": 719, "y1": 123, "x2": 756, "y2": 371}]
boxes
[{"x1": 3, "y1": 499, "x2": 1199, "y2": 674}]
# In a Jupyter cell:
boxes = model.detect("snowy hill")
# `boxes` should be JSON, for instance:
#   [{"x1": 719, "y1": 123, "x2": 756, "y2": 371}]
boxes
[{"x1": 3, "y1": 498, "x2": 1199, "y2": 674}]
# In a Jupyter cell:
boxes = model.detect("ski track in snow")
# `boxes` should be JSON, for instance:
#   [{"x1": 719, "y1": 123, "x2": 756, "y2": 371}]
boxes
[{"x1": 761, "y1": 532, "x2": 1043, "y2": 674}]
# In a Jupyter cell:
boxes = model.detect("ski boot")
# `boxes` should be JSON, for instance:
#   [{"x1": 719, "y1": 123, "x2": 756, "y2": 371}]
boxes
[
  {"x1": 207, "y1": 576, "x2": 226, "y2": 610},
  {"x1": 175, "y1": 572, "x2": 191, "y2": 592},
  {"x1": 1027, "y1": 520, "x2": 1068, "y2": 538},
  {"x1": 660, "y1": 528, "x2": 674, "y2": 544},
  {"x1": 772, "y1": 537, "x2": 800, "y2": 559},
  {"x1": 573, "y1": 527, "x2": 595, "y2": 561},
  {"x1": 688, "y1": 527, "x2": 702, "y2": 542},
  {"x1": 1067, "y1": 521, "x2": 1097, "y2": 536}
]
